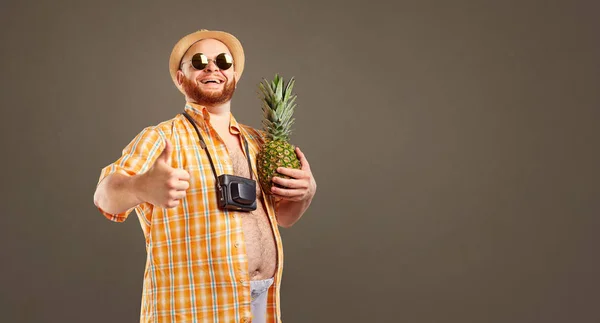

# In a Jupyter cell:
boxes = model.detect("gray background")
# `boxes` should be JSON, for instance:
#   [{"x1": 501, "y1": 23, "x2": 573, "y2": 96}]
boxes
[{"x1": 1, "y1": 0, "x2": 599, "y2": 322}]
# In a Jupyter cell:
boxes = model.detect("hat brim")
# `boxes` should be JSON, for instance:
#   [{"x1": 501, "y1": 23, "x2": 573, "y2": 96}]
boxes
[{"x1": 169, "y1": 29, "x2": 245, "y2": 94}]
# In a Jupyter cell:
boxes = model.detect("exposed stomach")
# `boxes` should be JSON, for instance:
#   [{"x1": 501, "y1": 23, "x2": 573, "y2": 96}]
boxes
[
  {"x1": 225, "y1": 138, "x2": 277, "y2": 280},
  {"x1": 241, "y1": 198, "x2": 277, "y2": 280}
]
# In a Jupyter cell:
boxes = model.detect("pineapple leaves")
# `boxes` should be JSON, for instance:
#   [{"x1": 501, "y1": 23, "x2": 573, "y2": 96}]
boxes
[{"x1": 258, "y1": 74, "x2": 298, "y2": 142}]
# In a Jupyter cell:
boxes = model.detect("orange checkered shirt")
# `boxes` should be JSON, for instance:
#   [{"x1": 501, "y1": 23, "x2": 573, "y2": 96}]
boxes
[{"x1": 96, "y1": 103, "x2": 284, "y2": 323}]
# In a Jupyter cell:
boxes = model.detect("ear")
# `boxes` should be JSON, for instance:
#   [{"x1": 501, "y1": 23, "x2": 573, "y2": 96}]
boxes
[{"x1": 176, "y1": 70, "x2": 185, "y2": 86}]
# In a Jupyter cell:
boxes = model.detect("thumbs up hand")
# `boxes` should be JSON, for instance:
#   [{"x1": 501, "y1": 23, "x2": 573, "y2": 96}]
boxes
[{"x1": 137, "y1": 140, "x2": 191, "y2": 208}]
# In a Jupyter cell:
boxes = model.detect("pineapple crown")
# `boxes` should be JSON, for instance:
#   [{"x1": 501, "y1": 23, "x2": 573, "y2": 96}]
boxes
[{"x1": 258, "y1": 74, "x2": 297, "y2": 142}]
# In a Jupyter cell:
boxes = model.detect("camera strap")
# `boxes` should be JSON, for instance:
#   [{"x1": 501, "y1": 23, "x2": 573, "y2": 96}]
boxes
[{"x1": 181, "y1": 111, "x2": 254, "y2": 180}]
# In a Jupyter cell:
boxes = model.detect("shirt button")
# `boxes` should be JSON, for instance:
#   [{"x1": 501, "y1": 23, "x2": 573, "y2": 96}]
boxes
[{"x1": 234, "y1": 242, "x2": 241, "y2": 248}]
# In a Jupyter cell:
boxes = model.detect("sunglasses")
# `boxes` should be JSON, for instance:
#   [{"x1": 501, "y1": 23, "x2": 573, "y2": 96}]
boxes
[{"x1": 181, "y1": 53, "x2": 233, "y2": 71}]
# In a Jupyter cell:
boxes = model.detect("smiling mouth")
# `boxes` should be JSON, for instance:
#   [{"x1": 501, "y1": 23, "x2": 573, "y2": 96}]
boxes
[{"x1": 200, "y1": 79, "x2": 223, "y2": 84}]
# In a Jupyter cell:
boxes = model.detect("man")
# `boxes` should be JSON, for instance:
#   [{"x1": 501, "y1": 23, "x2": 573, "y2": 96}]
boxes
[{"x1": 93, "y1": 29, "x2": 317, "y2": 323}]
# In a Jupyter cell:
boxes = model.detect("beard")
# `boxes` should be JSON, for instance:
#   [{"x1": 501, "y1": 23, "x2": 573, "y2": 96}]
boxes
[{"x1": 181, "y1": 75, "x2": 236, "y2": 106}]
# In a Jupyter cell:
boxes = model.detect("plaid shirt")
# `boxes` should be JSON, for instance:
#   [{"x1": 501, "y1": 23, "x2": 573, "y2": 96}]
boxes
[{"x1": 96, "y1": 103, "x2": 284, "y2": 323}]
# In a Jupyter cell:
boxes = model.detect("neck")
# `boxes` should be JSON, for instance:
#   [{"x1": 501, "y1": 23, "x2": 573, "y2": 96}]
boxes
[
  {"x1": 204, "y1": 102, "x2": 231, "y2": 129},
  {"x1": 204, "y1": 101, "x2": 231, "y2": 118}
]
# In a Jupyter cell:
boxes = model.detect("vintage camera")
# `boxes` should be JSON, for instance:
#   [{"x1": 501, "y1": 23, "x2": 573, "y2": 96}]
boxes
[{"x1": 216, "y1": 174, "x2": 257, "y2": 211}]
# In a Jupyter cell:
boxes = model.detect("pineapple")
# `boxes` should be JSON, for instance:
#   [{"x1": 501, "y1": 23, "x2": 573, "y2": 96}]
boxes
[{"x1": 256, "y1": 74, "x2": 301, "y2": 195}]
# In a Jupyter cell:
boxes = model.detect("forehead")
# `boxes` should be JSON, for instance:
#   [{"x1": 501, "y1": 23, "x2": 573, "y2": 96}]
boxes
[{"x1": 183, "y1": 39, "x2": 231, "y2": 59}]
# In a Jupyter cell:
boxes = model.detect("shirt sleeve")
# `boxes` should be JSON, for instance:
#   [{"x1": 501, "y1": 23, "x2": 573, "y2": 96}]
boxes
[{"x1": 96, "y1": 126, "x2": 168, "y2": 222}]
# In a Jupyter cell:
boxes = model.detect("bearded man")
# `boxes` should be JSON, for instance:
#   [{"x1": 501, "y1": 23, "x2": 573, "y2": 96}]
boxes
[{"x1": 93, "y1": 29, "x2": 317, "y2": 323}]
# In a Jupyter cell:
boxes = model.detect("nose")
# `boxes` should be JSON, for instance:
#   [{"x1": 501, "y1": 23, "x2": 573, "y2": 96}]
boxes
[{"x1": 204, "y1": 59, "x2": 219, "y2": 72}]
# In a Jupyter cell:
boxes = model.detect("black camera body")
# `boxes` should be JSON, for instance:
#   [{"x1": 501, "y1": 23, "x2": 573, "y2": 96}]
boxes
[{"x1": 216, "y1": 174, "x2": 257, "y2": 211}]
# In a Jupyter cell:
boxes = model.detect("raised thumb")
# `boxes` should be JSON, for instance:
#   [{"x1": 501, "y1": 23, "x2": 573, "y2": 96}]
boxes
[{"x1": 157, "y1": 139, "x2": 173, "y2": 164}]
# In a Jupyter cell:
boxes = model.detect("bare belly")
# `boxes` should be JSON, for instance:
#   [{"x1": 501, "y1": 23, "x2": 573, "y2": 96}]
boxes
[
  {"x1": 227, "y1": 138, "x2": 277, "y2": 280},
  {"x1": 241, "y1": 196, "x2": 277, "y2": 280}
]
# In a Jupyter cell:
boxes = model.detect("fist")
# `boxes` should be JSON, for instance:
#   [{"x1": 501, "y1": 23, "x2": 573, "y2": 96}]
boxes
[{"x1": 138, "y1": 140, "x2": 190, "y2": 208}]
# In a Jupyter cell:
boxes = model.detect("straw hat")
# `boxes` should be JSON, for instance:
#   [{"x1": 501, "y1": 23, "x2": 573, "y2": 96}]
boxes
[{"x1": 168, "y1": 29, "x2": 245, "y2": 94}]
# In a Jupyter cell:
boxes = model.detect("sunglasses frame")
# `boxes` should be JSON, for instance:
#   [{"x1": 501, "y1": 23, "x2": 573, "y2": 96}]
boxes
[{"x1": 180, "y1": 52, "x2": 234, "y2": 71}]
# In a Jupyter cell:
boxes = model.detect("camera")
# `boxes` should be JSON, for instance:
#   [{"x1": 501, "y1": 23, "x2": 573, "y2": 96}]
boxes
[{"x1": 216, "y1": 174, "x2": 257, "y2": 211}]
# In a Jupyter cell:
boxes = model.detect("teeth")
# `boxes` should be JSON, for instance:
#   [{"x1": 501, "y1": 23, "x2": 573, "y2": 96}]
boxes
[{"x1": 201, "y1": 79, "x2": 221, "y2": 84}]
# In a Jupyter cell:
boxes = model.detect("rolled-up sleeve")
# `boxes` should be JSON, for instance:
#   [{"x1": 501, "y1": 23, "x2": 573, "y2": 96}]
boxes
[{"x1": 96, "y1": 126, "x2": 167, "y2": 222}]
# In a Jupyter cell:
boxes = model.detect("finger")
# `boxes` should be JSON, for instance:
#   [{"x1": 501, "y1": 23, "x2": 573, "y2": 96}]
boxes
[
  {"x1": 166, "y1": 199, "x2": 180, "y2": 208},
  {"x1": 271, "y1": 193, "x2": 300, "y2": 201},
  {"x1": 157, "y1": 139, "x2": 173, "y2": 164},
  {"x1": 174, "y1": 169, "x2": 191, "y2": 181},
  {"x1": 172, "y1": 179, "x2": 189, "y2": 191},
  {"x1": 272, "y1": 176, "x2": 306, "y2": 189},
  {"x1": 270, "y1": 193, "x2": 298, "y2": 201},
  {"x1": 170, "y1": 190, "x2": 187, "y2": 200},
  {"x1": 270, "y1": 193, "x2": 302, "y2": 201},
  {"x1": 276, "y1": 167, "x2": 305, "y2": 179},
  {"x1": 271, "y1": 186, "x2": 304, "y2": 199},
  {"x1": 295, "y1": 147, "x2": 311, "y2": 171}
]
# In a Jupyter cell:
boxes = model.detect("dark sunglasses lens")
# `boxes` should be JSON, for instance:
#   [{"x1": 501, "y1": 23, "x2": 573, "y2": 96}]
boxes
[
  {"x1": 215, "y1": 53, "x2": 233, "y2": 70},
  {"x1": 191, "y1": 53, "x2": 208, "y2": 70}
]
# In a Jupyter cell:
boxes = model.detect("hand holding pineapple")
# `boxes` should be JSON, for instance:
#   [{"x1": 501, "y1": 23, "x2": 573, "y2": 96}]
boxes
[
  {"x1": 270, "y1": 146, "x2": 316, "y2": 202},
  {"x1": 256, "y1": 75, "x2": 316, "y2": 203}
]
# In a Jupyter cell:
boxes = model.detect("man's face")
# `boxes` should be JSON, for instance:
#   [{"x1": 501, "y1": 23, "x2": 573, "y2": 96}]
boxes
[{"x1": 177, "y1": 39, "x2": 237, "y2": 106}]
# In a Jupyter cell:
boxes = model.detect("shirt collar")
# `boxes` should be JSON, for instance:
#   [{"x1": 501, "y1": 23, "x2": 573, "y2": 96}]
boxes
[
  {"x1": 229, "y1": 113, "x2": 241, "y2": 134},
  {"x1": 184, "y1": 102, "x2": 210, "y2": 122}
]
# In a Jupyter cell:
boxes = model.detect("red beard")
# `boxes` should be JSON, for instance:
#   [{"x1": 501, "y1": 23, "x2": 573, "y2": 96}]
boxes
[{"x1": 181, "y1": 76, "x2": 236, "y2": 106}]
